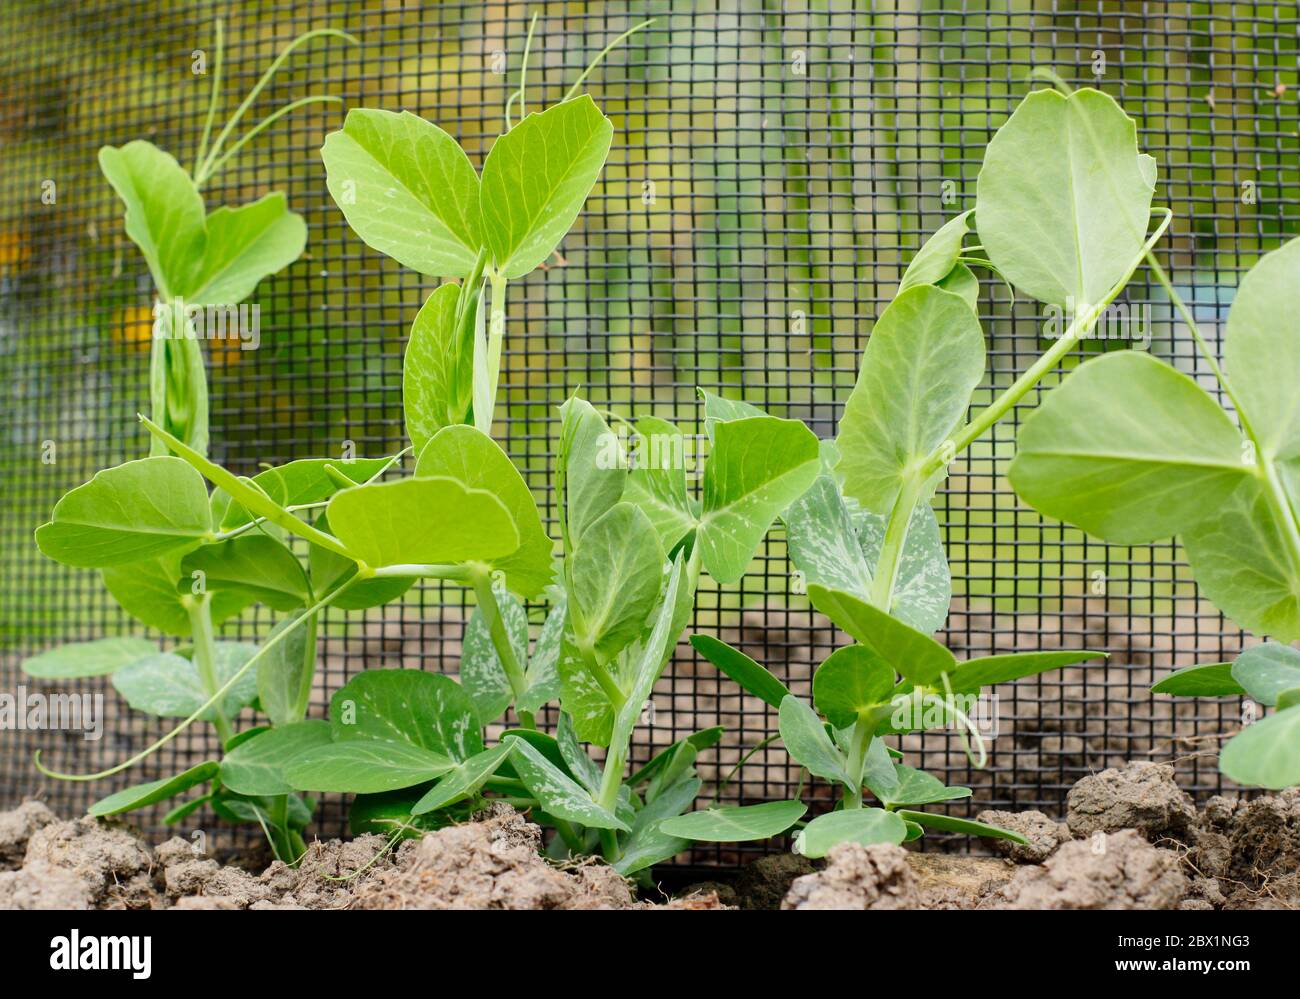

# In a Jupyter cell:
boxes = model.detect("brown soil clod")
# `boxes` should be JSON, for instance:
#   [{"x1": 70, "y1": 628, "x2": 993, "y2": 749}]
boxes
[
  {"x1": 1066, "y1": 761, "x2": 1198, "y2": 843},
  {"x1": 908, "y1": 853, "x2": 1016, "y2": 908},
  {"x1": 22, "y1": 816, "x2": 156, "y2": 909},
  {"x1": 0, "y1": 800, "x2": 56, "y2": 870},
  {"x1": 983, "y1": 829, "x2": 1188, "y2": 909},
  {"x1": 781, "y1": 843, "x2": 922, "y2": 910},
  {"x1": 976, "y1": 808, "x2": 1072, "y2": 863}
]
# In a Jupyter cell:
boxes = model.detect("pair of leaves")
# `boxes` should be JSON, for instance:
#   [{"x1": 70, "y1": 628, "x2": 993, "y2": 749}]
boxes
[
  {"x1": 322, "y1": 96, "x2": 611, "y2": 280},
  {"x1": 100, "y1": 140, "x2": 305, "y2": 304},
  {"x1": 785, "y1": 472, "x2": 951, "y2": 635},
  {"x1": 605, "y1": 392, "x2": 821, "y2": 585},
  {"x1": 285, "y1": 670, "x2": 481, "y2": 794}
]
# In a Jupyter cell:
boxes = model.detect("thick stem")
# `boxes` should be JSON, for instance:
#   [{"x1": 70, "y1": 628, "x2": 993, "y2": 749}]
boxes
[
  {"x1": 597, "y1": 732, "x2": 630, "y2": 814},
  {"x1": 869, "y1": 473, "x2": 925, "y2": 611},
  {"x1": 843, "y1": 722, "x2": 871, "y2": 809},
  {"x1": 469, "y1": 567, "x2": 534, "y2": 729},
  {"x1": 185, "y1": 595, "x2": 233, "y2": 746}
]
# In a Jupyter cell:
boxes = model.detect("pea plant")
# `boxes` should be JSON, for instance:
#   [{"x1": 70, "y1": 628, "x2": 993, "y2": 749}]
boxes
[
  {"x1": 22, "y1": 22, "x2": 360, "y2": 861},
  {"x1": 664, "y1": 86, "x2": 1177, "y2": 855},
  {"x1": 1010, "y1": 229, "x2": 1300, "y2": 790}
]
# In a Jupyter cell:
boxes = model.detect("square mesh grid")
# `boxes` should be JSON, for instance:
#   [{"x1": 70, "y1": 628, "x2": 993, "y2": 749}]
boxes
[{"x1": 2, "y1": 0, "x2": 1294, "y2": 863}]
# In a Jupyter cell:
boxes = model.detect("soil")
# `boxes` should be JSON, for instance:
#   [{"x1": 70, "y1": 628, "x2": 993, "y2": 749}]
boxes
[{"x1": 0, "y1": 761, "x2": 1293, "y2": 910}]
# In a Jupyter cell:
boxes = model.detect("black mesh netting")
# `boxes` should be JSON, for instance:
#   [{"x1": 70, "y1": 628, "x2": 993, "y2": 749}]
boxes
[{"x1": 2, "y1": 0, "x2": 1294, "y2": 864}]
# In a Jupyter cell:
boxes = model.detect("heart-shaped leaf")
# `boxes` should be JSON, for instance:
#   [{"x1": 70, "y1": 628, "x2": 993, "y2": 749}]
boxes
[
  {"x1": 415, "y1": 425, "x2": 554, "y2": 598},
  {"x1": 322, "y1": 108, "x2": 482, "y2": 277},
  {"x1": 36, "y1": 457, "x2": 212, "y2": 568},
  {"x1": 181, "y1": 535, "x2": 310, "y2": 611},
  {"x1": 792, "y1": 807, "x2": 908, "y2": 858},
  {"x1": 326, "y1": 476, "x2": 518, "y2": 568},
  {"x1": 179, "y1": 193, "x2": 306, "y2": 305},
  {"x1": 220, "y1": 720, "x2": 331, "y2": 796},
  {"x1": 813, "y1": 645, "x2": 895, "y2": 729},
  {"x1": 479, "y1": 95, "x2": 613, "y2": 279},
  {"x1": 104, "y1": 555, "x2": 252, "y2": 637},
  {"x1": 778, "y1": 694, "x2": 853, "y2": 789},
  {"x1": 976, "y1": 87, "x2": 1155, "y2": 308}
]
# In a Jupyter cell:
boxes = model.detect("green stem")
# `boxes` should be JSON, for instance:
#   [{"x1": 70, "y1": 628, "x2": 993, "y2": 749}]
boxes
[
  {"x1": 843, "y1": 722, "x2": 871, "y2": 809},
  {"x1": 193, "y1": 17, "x2": 224, "y2": 176},
  {"x1": 196, "y1": 95, "x2": 343, "y2": 189},
  {"x1": 598, "y1": 827, "x2": 620, "y2": 863},
  {"x1": 578, "y1": 640, "x2": 626, "y2": 711},
  {"x1": 470, "y1": 567, "x2": 535, "y2": 729},
  {"x1": 597, "y1": 734, "x2": 629, "y2": 813},
  {"x1": 185, "y1": 594, "x2": 233, "y2": 746},
  {"x1": 561, "y1": 18, "x2": 656, "y2": 103},
  {"x1": 868, "y1": 208, "x2": 1174, "y2": 610}
]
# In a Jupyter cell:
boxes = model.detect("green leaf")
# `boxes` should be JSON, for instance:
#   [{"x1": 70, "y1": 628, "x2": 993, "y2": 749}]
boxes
[
  {"x1": 1009, "y1": 351, "x2": 1248, "y2": 545},
  {"x1": 505, "y1": 735, "x2": 629, "y2": 831},
  {"x1": 180, "y1": 193, "x2": 306, "y2": 305},
  {"x1": 623, "y1": 415, "x2": 698, "y2": 552},
  {"x1": 404, "y1": 283, "x2": 471, "y2": 452},
  {"x1": 813, "y1": 645, "x2": 895, "y2": 729},
  {"x1": 898, "y1": 809, "x2": 1029, "y2": 844},
  {"x1": 867, "y1": 765, "x2": 971, "y2": 808},
  {"x1": 792, "y1": 807, "x2": 908, "y2": 858},
  {"x1": 975, "y1": 87, "x2": 1155, "y2": 308},
  {"x1": 609, "y1": 554, "x2": 689, "y2": 747},
  {"x1": 256, "y1": 613, "x2": 317, "y2": 727},
  {"x1": 899, "y1": 210, "x2": 973, "y2": 291},
  {"x1": 460, "y1": 580, "x2": 529, "y2": 725},
  {"x1": 415, "y1": 424, "x2": 554, "y2": 598},
  {"x1": 286, "y1": 740, "x2": 456, "y2": 793},
  {"x1": 659, "y1": 800, "x2": 807, "y2": 842},
  {"x1": 699, "y1": 415, "x2": 820, "y2": 584},
  {"x1": 555, "y1": 712, "x2": 602, "y2": 794},
  {"x1": 328, "y1": 669, "x2": 484, "y2": 762},
  {"x1": 479, "y1": 95, "x2": 613, "y2": 279},
  {"x1": 326, "y1": 476, "x2": 518, "y2": 569},
  {"x1": 689, "y1": 635, "x2": 790, "y2": 710},
  {"x1": 21, "y1": 637, "x2": 156, "y2": 680},
  {"x1": 1224, "y1": 236, "x2": 1300, "y2": 466},
  {"x1": 98, "y1": 141, "x2": 204, "y2": 299},
  {"x1": 103, "y1": 554, "x2": 252, "y2": 637},
  {"x1": 836, "y1": 285, "x2": 985, "y2": 514},
  {"x1": 612, "y1": 777, "x2": 701, "y2": 875},
  {"x1": 1152, "y1": 662, "x2": 1243, "y2": 697},
  {"x1": 699, "y1": 389, "x2": 769, "y2": 442},
  {"x1": 785, "y1": 475, "x2": 951, "y2": 634},
  {"x1": 89, "y1": 762, "x2": 219, "y2": 817},
  {"x1": 1219, "y1": 706, "x2": 1300, "y2": 789},
  {"x1": 411, "y1": 741, "x2": 515, "y2": 814},
  {"x1": 517, "y1": 603, "x2": 565, "y2": 715},
  {"x1": 321, "y1": 108, "x2": 482, "y2": 277},
  {"x1": 221, "y1": 456, "x2": 394, "y2": 530},
  {"x1": 807, "y1": 584, "x2": 956, "y2": 686},
  {"x1": 308, "y1": 512, "x2": 416, "y2": 611},
  {"x1": 219, "y1": 720, "x2": 331, "y2": 796},
  {"x1": 181, "y1": 535, "x2": 310, "y2": 611},
  {"x1": 556, "y1": 629, "x2": 617, "y2": 746},
  {"x1": 947, "y1": 649, "x2": 1107, "y2": 691},
  {"x1": 778, "y1": 694, "x2": 853, "y2": 788},
  {"x1": 1232, "y1": 644, "x2": 1300, "y2": 707},
  {"x1": 1182, "y1": 477, "x2": 1300, "y2": 642},
  {"x1": 569, "y1": 503, "x2": 665, "y2": 662},
  {"x1": 112, "y1": 642, "x2": 258, "y2": 720},
  {"x1": 558, "y1": 396, "x2": 625, "y2": 550},
  {"x1": 628, "y1": 726, "x2": 725, "y2": 786},
  {"x1": 936, "y1": 261, "x2": 979, "y2": 309},
  {"x1": 36, "y1": 456, "x2": 213, "y2": 568}
]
